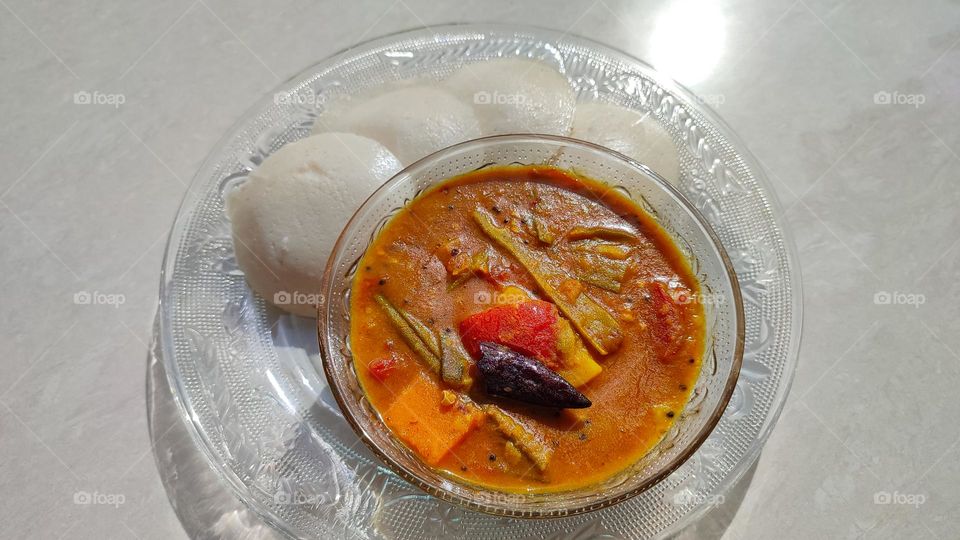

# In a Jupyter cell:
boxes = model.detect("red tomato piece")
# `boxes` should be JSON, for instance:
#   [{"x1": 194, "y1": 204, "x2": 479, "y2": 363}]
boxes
[
  {"x1": 646, "y1": 282, "x2": 683, "y2": 358},
  {"x1": 368, "y1": 356, "x2": 398, "y2": 381},
  {"x1": 459, "y1": 300, "x2": 560, "y2": 368}
]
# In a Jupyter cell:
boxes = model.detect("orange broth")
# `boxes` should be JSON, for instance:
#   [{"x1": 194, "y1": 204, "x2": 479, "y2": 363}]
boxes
[{"x1": 349, "y1": 165, "x2": 704, "y2": 492}]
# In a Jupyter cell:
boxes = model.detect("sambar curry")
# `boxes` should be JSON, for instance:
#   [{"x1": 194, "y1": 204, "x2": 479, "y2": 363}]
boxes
[{"x1": 349, "y1": 165, "x2": 704, "y2": 492}]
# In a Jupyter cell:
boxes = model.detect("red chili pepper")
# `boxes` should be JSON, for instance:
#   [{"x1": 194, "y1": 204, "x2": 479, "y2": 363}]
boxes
[{"x1": 459, "y1": 300, "x2": 559, "y2": 368}]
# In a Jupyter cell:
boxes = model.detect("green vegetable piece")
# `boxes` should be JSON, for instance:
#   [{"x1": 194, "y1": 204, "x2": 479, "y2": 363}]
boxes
[
  {"x1": 576, "y1": 253, "x2": 628, "y2": 293},
  {"x1": 400, "y1": 310, "x2": 441, "y2": 359},
  {"x1": 570, "y1": 240, "x2": 631, "y2": 260},
  {"x1": 567, "y1": 225, "x2": 637, "y2": 242},
  {"x1": 473, "y1": 210, "x2": 623, "y2": 355},
  {"x1": 579, "y1": 272, "x2": 623, "y2": 292},
  {"x1": 440, "y1": 331, "x2": 473, "y2": 390},
  {"x1": 483, "y1": 405, "x2": 552, "y2": 472},
  {"x1": 374, "y1": 294, "x2": 440, "y2": 373}
]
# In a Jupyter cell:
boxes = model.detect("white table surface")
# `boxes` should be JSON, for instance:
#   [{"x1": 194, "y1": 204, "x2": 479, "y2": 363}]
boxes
[{"x1": 2, "y1": 0, "x2": 958, "y2": 538}]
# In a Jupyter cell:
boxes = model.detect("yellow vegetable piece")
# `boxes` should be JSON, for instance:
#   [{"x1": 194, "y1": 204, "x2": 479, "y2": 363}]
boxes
[
  {"x1": 554, "y1": 318, "x2": 603, "y2": 387},
  {"x1": 440, "y1": 390, "x2": 458, "y2": 408}
]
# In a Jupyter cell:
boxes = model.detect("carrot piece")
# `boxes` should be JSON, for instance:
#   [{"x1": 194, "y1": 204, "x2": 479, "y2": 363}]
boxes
[{"x1": 382, "y1": 373, "x2": 484, "y2": 465}]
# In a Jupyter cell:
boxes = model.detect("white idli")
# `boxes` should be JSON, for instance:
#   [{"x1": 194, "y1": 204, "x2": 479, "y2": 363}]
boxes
[
  {"x1": 226, "y1": 132, "x2": 402, "y2": 317},
  {"x1": 571, "y1": 102, "x2": 681, "y2": 185},
  {"x1": 313, "y1": 86, "x2": 480, "y2": 164},
  {"x1": 445, "y1": 58, "x2": 575, "y2": 136}
]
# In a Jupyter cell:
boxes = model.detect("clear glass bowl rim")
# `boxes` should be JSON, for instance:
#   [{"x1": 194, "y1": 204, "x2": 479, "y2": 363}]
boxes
[{"x1": 317, "y1": 133, "x2": 746, "y2": 517}]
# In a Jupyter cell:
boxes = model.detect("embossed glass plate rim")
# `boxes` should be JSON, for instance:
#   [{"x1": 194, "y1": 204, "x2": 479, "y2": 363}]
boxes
[{"x1": 156, "y1": 23, "x2": 803, "y2": 539}]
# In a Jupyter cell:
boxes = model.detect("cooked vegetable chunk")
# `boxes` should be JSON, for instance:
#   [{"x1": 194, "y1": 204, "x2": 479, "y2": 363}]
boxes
[
  {"x1": 473, "y1": 209, "x2": 623, "y2": 355},
  {"x1": 553, "y1": 318, "x2": 603, "y2": 387},
  {"x1": 375, "y1": 294, "x2": 441, "y2": 373},
  {"x1": 477, "y1": 342, "x2": 591, "y2": 408},
  {"x1": 459, "y1": 300, "x2": 559, "y2": 367},
  {"x1": 383, "y1": 373, "x2": 484, "y2": 465},
  {"x1": 440, "y1": 330, "x2": 474, "y2": 390},
  {"x1": 575, "y1": 252, "x2": 629, "y2": 293},
  {"x1": 491, "y1": 286, "x2": 602, "y2": 387},
  {"x1": 483, "y1": 405, "x2": 552, "y2": 472},
  {"x1": 567, "y1": 225, "x2": 637, "y2": 242}
]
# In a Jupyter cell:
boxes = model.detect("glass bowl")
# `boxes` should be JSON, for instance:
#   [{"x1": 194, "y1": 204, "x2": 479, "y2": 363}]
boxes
[{"x1": 317, "y1": 134, "x2": 745, "y2": 517}]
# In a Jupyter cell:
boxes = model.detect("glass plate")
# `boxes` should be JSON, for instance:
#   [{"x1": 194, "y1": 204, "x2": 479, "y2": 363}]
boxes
[{"x1": 156, "y1": 24, "x2": 802, "y2": 539}]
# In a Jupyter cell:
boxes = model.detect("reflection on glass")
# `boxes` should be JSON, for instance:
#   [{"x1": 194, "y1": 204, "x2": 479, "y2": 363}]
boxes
[{"x1": 650, "y1": 0, "x2": 726, "y2": 84}]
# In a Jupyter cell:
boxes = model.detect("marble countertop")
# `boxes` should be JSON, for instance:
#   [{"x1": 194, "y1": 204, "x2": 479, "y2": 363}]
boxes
[{"x1": 2, "y1": 0, "x2": 958, "y2": 538}]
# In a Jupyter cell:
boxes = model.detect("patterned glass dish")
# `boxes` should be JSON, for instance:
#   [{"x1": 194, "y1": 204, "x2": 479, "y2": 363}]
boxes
[
  {"x1": 156, "y1": 24, "x2": 802, "y2": 539},
  {"x1": 319, "y1": 134, "x2": 745, "y2": 517}
]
